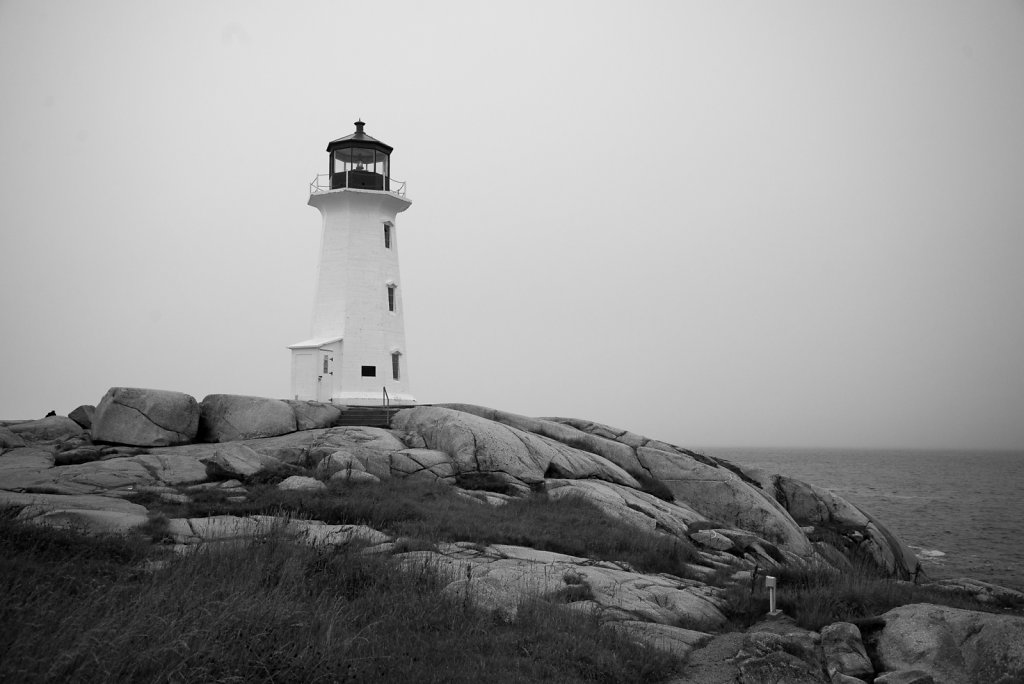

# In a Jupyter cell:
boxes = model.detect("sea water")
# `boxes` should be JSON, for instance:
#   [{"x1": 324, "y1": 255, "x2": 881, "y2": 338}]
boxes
[{"x1": 701, "y1": 447, "x2": 1024, "y2": 591}]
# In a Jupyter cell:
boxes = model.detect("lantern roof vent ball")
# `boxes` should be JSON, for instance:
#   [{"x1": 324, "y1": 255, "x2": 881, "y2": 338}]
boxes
[{"x1": 326, "y1": 120, "x2": 393, "y2": 155}]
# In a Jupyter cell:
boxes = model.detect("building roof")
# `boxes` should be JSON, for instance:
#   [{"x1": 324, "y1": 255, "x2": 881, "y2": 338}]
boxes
[
  {"x1": 326, "y1": 120, "x2": 393, "y2": 155},
  {"x1": 287, "y1": 335, "x2": 343, "y2": 349}
]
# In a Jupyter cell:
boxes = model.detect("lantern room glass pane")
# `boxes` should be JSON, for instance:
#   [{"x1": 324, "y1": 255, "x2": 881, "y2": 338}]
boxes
[{"x1": 331, "y1": 147, "x2": 390, "y2": 190}]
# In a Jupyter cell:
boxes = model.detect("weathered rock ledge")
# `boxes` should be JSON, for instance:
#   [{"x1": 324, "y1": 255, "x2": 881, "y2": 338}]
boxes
[{"x1": 3, "y1": 387, "x2": 1023, "y2": 682}]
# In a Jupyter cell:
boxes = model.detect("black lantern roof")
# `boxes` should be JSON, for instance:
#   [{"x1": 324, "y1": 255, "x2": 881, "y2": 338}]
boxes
[{"x1": 326, "y1": 120, "x2": 393, "y2": 156}]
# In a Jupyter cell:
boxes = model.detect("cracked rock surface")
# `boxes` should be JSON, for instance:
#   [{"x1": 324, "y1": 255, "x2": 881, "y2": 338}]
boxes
[
  {"x1": 92, "y1": 387, "x2": 199, "y2": 446},
  {"x1": 6, "y1": 390, "x2": 1018, "y2": 675}
]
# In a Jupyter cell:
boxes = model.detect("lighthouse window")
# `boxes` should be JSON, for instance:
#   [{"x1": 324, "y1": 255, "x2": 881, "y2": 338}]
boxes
[
  {"x1": 361, "y1": 365, "x2": 376, "y2": 377},
  {"x1": 387, "y1": 285, "x2": 396, "y2": 312},
  {"x1": 384, "y1": 224, "x2": 392, "y2": 248},
  {"x1": 392, "y1": 353, "x2": 401, "y2": 380}
]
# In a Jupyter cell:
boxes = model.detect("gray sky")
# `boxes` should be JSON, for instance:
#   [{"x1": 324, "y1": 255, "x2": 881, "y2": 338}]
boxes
[{"x1": 2, "y1": 1, "x2": 1023, "y2": 450}]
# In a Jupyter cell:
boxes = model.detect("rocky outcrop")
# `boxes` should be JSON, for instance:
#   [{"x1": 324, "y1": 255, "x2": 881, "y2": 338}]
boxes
[
  {"x1": 392, "y1": 406, "x2": 552, "y2": 494},
  {"x1": 821, "y1": 621, "x2": 873, "y2": 681},
  {"x1": 399, "y1": 542, "x2": 729, "y2": 634},
  {"x1": 199, "y1": 394, "x2": 297, "y2": 442},
  {"x1": 68, "y1": 404, "x2": 95, "y2": 429},
  {"x1": 1, "y1": 491, "x2": 151, "y2": 534},
  {"x1": 0, "y1": 447, "x2": 57, "y2": 490},
  {"x1": 0, "y1": 426, "x2": 27, "y2": 450},
  {"x1": 441, "y1": 404, "x2": 647, "y2": 475},
  {"x1": 277, "y1": 475, "x2": 326, "y2": 492},
  {"x1": 929, "y1": 577, "x2": 1024, "y2": 606},
  {"x1": 7, "y1": 389, "x2": 1011, "y2": 674},
  {"x1": 7, "y1": 416, "x2": 84, "y2": 442},
  {"x1": 545, "y1": 478, "x2": 707, "y2": 544},
  {"x1": 92, "y1": 387, "x2": 199, "y2": 446},
  {"x1": 1, "y1": 394, "x2": 921, "y2": 583},
  {"x1": 284, "y1": 400, "x2": 342, "y2": 430},
  {"x1": 164, "y1": 514, "x2": 390, "y2": 550},
  {"x1": 394, "y1": 406, "x2": 650, "y2": 495},
  {"x1": 199, "y1": 443, "x2": 287, "y2": 480},
  {"x1": 736, "y1": 630, "x2": 827, "y2": 683},
  {"x1": 0, "y1": 450, "x2": 207, "y2": 496},
  {"x1": 545, "y1": 412, "x2": 916, "y2": 575},
  {"x1": 762, "y1": 473, "x2": 920, "y2": 577},
  {"x1": 432, "y1": 405, "x2": 814, "y2": 558},
  {"x1": 875, "y1": 603, "x2": 1024, "y2": 684},
  {"x1": 636, "y1": 445, "x2": 813, "y2": 556},
  {"x1": 389, "y1": 449, "x2": 456, "y2": 483}
]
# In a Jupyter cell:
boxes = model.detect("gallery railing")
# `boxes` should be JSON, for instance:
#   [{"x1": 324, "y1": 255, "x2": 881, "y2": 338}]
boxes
[{"x1": 309, "y1": 173, "x2": 407, "y2": 197}]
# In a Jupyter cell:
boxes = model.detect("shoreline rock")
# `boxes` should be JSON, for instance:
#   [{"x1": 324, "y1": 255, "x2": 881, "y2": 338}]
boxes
[{"x1": 2, "y1": 390, "x2": 1021, "y2": 679}]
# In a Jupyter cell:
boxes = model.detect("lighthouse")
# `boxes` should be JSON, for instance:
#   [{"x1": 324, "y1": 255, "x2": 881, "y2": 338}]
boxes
[{"x1": 288, "y1": 121, "x2": 414, "y2": 406}]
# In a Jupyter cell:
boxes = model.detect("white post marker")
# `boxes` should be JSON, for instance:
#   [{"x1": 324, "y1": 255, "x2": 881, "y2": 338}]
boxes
[{"x1": 765, "y1": 575, "x2": 782, "y2": 616}]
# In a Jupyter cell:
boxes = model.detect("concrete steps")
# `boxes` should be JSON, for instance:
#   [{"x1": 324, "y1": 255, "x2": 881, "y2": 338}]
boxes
[{"x1": 334, "y1": 407, "x2": 396, "y2": 428}]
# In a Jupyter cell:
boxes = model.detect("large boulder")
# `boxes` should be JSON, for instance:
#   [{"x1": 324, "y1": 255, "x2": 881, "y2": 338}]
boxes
[
  {"x1": 68, "y1": 404, "x2": 95, "y2": 429},
  {"x1": 636, "y1": 446, "x2": 813, "y2": 556},
  {"x1": 875, "y1": 603, "x2": 1024, "y2": 684},
  {"x1": 8, "y1": 416, "x2": 84, "y2": 442},
  {"x1": 441, "y1": 404, "x2": 645, "y2": 475},
  {"x1": 199, "y1": 394, "x2": 297, "y2": 442},
  {"x1": 545, "y1": 478, "x2": 704, "y2": 540},
  {"x1": 92, "y1": 387, "x2": 199, "y2": 447},
  {"x1": 199, "y1": 444, "x2": 286, "y2": 480},
  {"x1": 277, "y1": 475, "x2": 326, "y2": 492},
  {"x1": 735, "y1": 630, "x2": 827, "y2": 684},
  {"x1": 393, "y1": 406, "x2": 640, "y2": 494},
  {"x1": 821, "y1": 621, "x2": 873, "y2": 681},
  {"x1": 763, "y1": 473, "x2": 919, "y2": 578},
  {"x1": 284, "y1": 400, "x2": 342, "y2": 430},
  {"x1": 392, "y1": 406, "x2": 551, "y2": 493}
]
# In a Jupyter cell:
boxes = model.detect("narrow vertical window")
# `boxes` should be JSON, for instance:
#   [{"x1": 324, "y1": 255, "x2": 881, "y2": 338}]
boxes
[
  {"x1": 392, "y1": 352, "x2": 401, "y2": 380},
  {"x1": 387, "y1": 284, "x2": 396, "y2": 312},
  {"x1": 383, "y1": 223, "x2": 392, "y2": 249}
]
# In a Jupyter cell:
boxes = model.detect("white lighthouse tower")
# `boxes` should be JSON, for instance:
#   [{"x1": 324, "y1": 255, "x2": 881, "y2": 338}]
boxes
[{"x1": 288, "y1": 121, "x2": 414, "y2": 405}]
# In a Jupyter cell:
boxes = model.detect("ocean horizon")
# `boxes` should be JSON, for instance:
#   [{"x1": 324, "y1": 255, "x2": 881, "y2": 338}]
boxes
[{"x1": 701, "y1": 446, "x2": 1024, "y2": 592}]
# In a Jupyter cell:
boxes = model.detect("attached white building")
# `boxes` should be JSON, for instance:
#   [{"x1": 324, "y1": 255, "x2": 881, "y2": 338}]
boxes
[{"x1": 289, "y1": 121, "x2": 414, "y2": 405}]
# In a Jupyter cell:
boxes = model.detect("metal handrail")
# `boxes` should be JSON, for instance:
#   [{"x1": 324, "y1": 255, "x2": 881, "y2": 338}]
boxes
[
  {"x1": 309, "y1": 173, "x2": 407, "y2": 197},
  {"x1": 382, "y1": 386, "x2": 393, "y2": 427}
]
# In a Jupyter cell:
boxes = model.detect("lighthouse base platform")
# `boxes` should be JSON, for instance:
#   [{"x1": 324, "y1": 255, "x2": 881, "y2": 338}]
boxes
[{"x1": 331, "y1": 391, "x2": 416, "y2": 407}]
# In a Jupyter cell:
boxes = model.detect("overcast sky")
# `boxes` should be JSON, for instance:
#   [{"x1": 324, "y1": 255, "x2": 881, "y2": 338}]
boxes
[{"x1": 2, "y1": 1, "x2": 1022, "y2": 450}]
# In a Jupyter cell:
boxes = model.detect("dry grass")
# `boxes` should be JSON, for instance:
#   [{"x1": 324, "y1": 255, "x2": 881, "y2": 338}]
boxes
[
  {"x1": 132, "y1": 478, "x2": 702, "y2": 577},
  {"x1": 0, "y1": 507, "x2": 680, "y2": 683},
  {"x1": 716, "y1": 558, "x2": 1024, "y2": 631}
]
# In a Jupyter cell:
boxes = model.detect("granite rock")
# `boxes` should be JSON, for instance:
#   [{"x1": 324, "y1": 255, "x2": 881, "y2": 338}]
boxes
[
  {"x1": 199, "y1": 394, "x2": 297, "y2": 442},
  {"x1": 876, "y1": 603, "x2": 1024, "y2": 684},
  {"x1": 92, "y1": 387, "x2": 199, "y2": 446}
]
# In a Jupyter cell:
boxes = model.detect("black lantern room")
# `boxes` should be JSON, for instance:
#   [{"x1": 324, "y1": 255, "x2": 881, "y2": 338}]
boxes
[{"x1": 327, "y1": 120, "x2": 393, "y2": 191}]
